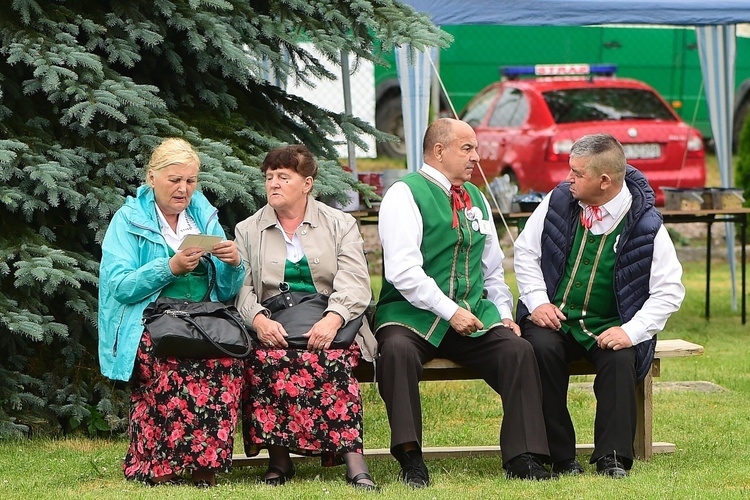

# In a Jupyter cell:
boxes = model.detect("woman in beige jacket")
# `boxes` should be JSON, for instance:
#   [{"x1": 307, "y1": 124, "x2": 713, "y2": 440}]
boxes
[{"x1": 235, "y1": 144, "x2": 377, "y2": 490}]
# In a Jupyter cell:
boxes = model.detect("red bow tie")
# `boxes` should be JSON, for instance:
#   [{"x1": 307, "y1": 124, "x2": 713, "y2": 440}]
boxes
[
  {"x1": 580, "y1": 205, "x2": 603, "y2": 229},
  {"x1": 450, "y1": 185, "x2": 472, "y2": 228}
]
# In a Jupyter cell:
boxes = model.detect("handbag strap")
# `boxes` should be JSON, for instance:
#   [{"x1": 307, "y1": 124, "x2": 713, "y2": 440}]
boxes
[
  {"x1": 181, "y1": 309, "x2": 254, "y2": 358},
  {"x1": 200, "y1": 255, "x2": 217, "y2": 302},
  {"x1": 277, "y1": 281, "x2": 297, "y2": 308}
]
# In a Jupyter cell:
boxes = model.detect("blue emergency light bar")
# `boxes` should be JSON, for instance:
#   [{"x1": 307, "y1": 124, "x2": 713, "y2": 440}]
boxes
[{"x1": 500, "y1": 63, "x2": 617, "y2": 78}]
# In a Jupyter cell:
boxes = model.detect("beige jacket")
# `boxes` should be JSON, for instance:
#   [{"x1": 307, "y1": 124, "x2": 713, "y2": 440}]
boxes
[{"x1": 234, "y1": 197, "x2": 377, "y2": 361}]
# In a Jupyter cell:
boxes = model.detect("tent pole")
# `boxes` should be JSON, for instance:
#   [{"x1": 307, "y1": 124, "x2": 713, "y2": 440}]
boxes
[{"x1": 341, "y1": 49, "x2": 357, "y2": 178}]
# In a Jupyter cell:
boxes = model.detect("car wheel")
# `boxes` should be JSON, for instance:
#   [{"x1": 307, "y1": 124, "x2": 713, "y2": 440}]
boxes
[
  {"x1": 733, "y1": 97, "x2": 750, "y2": 153},
  {"x1": 376, "y1": 95, "x2": 407, "y2": 158}
]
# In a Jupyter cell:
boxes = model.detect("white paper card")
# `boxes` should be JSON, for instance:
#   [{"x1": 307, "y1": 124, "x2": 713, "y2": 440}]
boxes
[{"x1": 178, "y1": 234, "x2": 223, "y2": 253}]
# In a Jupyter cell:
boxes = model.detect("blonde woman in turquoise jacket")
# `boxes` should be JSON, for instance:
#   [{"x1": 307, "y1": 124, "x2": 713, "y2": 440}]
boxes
[{"x1": 98, "y1": 138, "x2": 245, "y2": 487}]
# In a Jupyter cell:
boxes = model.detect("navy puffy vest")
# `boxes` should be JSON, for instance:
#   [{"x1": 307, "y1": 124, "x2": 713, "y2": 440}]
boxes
[{"x1": 516, "y1": 166, "x2": 663, "y2": 382}]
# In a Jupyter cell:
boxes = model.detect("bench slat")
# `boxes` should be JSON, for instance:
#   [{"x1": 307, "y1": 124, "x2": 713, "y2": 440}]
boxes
[{"x1": 654, "y1": 339, "x2": 704, "y2": 358}]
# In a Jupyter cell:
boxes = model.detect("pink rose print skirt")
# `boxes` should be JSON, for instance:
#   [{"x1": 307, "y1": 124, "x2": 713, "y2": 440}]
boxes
[
  {"x1": 124, "y1": 330, "x2": 243, "y2": 483},
  {"x1": 242, "y1": 345, "x2": 364, "y2": 466}
]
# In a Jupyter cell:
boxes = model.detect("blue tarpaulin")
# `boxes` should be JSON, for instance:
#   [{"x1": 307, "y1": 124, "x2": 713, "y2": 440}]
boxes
[{"x1": 404, "y1": 0, "x2": 750, "y2": 26}]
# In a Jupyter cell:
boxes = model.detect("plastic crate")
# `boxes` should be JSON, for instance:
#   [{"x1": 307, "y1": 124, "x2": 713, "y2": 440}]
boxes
[
  {"x1": 710, "y1": 188, "x2": 745, "y2": 210},
  {"x1": 661, "y1": 187, "x2": 705, "y2": 211}
]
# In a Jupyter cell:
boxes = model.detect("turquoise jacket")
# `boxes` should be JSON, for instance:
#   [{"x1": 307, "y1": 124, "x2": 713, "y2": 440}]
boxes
[{"x1": 98, "y1": 185, "x2": 245, "y2": 381}]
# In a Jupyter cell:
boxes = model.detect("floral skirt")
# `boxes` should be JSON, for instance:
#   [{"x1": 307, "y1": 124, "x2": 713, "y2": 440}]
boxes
[
  {"x1": 242, "y1": 345, "x2": 364, "y2": 467},
  {"x1": 124, "y1": 330, "x2": 243, "y2": 483}
]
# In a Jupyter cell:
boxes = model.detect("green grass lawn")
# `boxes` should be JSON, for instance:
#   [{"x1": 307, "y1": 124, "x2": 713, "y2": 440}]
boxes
[{"x1": 0, "y1": 261, "x2": 748, "y2": 499}]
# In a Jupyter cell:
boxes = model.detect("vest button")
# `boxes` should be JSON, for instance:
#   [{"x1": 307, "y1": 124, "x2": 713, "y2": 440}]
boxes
[
  {"x1": 583, "y1": 259, "x2": 590, "y2": 265},
  {"x1": 588, "y1": 236, "x2": 595, "y2": 243},
  {"x1": 575, "y1": 282, "x2": 582, "y2": 288},
  {"x1": 569, "y1": 304, "x2": 576, "y2": 310}
]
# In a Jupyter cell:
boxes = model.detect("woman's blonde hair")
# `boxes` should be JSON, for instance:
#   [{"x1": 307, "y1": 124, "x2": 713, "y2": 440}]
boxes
[{"x1": 145, "y1": 137, "x2": 200, "y2": 183}]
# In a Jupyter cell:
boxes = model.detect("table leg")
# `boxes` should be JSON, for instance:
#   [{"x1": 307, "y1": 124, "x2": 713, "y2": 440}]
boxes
[
  {"x1": 706, "y1": 221, "x2": 712, "y2": 320},
  {"x1": 742, "y1": 215, "x2": 747, "y2": 325}
]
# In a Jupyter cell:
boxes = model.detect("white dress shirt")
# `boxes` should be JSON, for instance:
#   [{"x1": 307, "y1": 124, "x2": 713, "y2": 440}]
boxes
[
  {"x1": 378, "y1": 164, "x2": 515, "y2": 321},
  {"x1": 155, "y1": 204, "x2": 200, "y2": 252},
  {"x1": 514, "y1": 184, "x2": 686, "y2": 345}
]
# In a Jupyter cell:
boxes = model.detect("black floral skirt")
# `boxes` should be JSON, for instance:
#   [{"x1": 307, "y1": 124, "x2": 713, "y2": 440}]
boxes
[
  {"x1": 242, "y1": 345, "x2": 364, "y2": 466},
  {"x1": 123, "y1": 330, "x2": 243, "y2": 482}
]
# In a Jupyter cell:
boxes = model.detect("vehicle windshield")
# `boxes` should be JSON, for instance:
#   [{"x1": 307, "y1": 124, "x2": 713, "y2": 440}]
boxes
[{"x1": 543, "y1": 87, "x2": 677, "y2": 124}]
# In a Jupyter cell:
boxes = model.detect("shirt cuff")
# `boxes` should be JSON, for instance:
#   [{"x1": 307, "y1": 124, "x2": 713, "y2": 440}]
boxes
[
  {"x1": 435, "y1": 297, "x2": 460, "y2": 322},
  {"x1": 621, "y1": 320, "x2": 653, "y2": 346},
  {"x1": 496, "y1": 305, "x2": 513, "y2": 320},
  {"x1": 522, "y1": 291, "x2": 551, "y2": 315}
]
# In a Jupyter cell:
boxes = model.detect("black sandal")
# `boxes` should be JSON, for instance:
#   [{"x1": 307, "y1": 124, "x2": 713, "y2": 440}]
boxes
[
  {"x1": 262, "y1": 464, "x2": 295, "y2": 486},
  {"x1": 147, "y1": 475, "x2": 185, "y2": 486},
  {"x1": 192, "y1": 479, "x2": 214, "y2": 488},
  {"x1": 346, "y1": 472, "x2": 380, "y2": 491}
]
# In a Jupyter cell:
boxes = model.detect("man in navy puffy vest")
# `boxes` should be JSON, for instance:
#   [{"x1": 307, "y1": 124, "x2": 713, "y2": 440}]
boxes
[{"x1": 514, "y1": 133, "x2": 685, "y2": 478}]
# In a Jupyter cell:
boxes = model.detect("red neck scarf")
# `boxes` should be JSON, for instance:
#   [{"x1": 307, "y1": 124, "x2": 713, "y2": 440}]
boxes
[
  {"x1": 450, "y1": 185, "x2": 472, "y2": 228},
  {"x1": 580, "y1": 205, "x2": 603, "y2": 229}
]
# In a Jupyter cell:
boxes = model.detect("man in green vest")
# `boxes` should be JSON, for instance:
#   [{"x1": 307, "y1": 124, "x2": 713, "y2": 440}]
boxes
[
  {"x1": 375, "y1": 118, "x2": 553, "y2": 487},
  {"x1": 514, "y1": 134, "x2": 685, "y2": 478}
]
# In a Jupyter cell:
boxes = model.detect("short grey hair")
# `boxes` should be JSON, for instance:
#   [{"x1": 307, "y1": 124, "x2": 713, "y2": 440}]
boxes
[{"x1": 570, "y1": 133, "x2": 626, "y2": 183}]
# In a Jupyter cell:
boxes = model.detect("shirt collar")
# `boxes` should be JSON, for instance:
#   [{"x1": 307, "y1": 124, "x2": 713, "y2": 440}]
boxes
[
  {"x1": 579, "y1": 184, "x2": 631, "y2": 219},
  {"x1": 154, "y1": 204, "x2": 200, "y2": 251},
  {"x1": 155, "y1": 204, "x2": 195, "y2": 238},
  {"x1": 257, "y1": 195, "x2": 320, "y2": 231},
  {"x1": 420, "y1": 163, "x2": 453, "y2": 193}
]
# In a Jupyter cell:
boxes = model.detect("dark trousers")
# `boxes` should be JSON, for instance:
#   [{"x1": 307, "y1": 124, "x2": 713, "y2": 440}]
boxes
[
  {"x1": 521, "y1": 318, "x2": 637, "y2": 468},
  {"x1": 376, "y1": 324, "x2": 550, "y2": 465}
]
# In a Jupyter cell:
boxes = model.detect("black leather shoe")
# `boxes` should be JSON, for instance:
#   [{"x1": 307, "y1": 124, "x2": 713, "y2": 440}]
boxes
[
  {"x1": 596, "y1": 455, "x2": 628, "y2": 478},
  {"x1": 398, "y1": 449, "x2": 430, "y2": 488},
  {"x1": 505, "y1": 453, "x2": 558, "y2": 480},
  {"x1": 552, "y1": 458, "x2": 585, "y2": 476}
]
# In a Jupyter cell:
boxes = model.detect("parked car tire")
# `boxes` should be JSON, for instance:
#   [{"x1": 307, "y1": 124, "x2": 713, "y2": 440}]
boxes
[{"x1": 376, "y1": 95, "x2": 407, "y2": 158}]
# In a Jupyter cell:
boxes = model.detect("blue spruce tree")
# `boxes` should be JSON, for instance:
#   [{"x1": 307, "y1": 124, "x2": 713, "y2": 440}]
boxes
[{"x1": 0, "y1": 0, "x2": 448, "y2": 437}]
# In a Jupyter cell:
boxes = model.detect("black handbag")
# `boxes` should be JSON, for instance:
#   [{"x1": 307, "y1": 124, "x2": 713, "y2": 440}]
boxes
[
  {"x1": 259, "y1": 282, "x2": 363, "y2": 349},
  {"x1": 142, "y1": 257, "x2": 253, "y2": 359}
]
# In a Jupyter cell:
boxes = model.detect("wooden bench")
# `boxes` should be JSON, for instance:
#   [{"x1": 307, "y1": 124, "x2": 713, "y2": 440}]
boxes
[{"x1": 233, "y1": 338, "x2": 703, "y2": 466}]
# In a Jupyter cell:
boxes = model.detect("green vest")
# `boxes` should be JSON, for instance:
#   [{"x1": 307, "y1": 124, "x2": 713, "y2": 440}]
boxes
[
  {"x1": 553, "y1": 218, "x2": 626, "y2": 350},
  {"x1": 159, "y1": 248, "x2": 209, "y2": 301},
  {"x1": 284, "y1": 256, "x2": 316, "y2": 293},
  {"x1": 375, "y1": 172, "x2": 502, "y2": 346}
]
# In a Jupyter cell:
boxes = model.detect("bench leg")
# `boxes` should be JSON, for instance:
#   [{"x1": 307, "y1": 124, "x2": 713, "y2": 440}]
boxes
[{"x1": 633, "y1": 364, "x2": 654, "y2": 460}]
